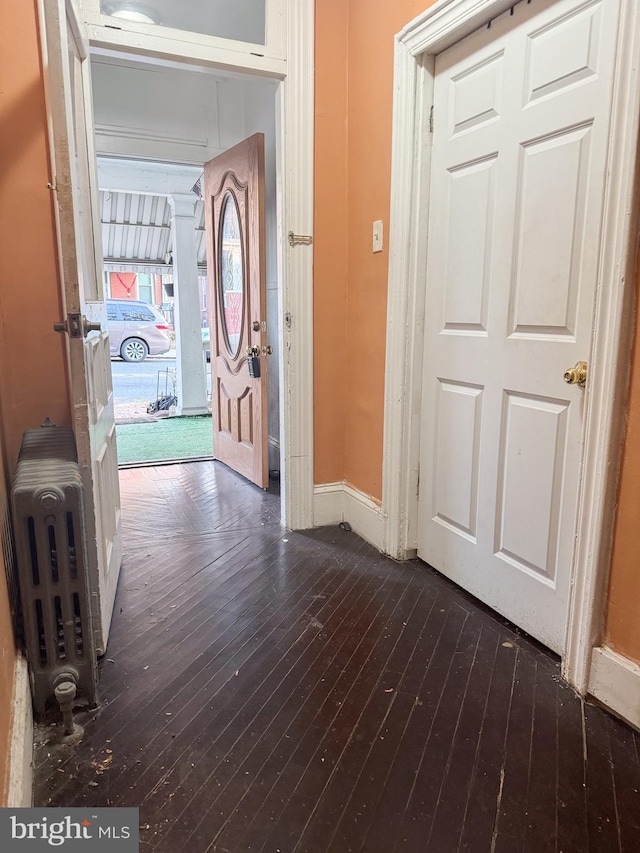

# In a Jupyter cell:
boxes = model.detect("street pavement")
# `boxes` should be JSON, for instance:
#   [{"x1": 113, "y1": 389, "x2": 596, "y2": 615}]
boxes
[{"x1": 111, "y1": 354, "x2": 212, "y2": 421}]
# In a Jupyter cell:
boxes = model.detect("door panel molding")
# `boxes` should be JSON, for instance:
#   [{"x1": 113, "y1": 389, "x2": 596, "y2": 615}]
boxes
[{"x1": 383, "y1": 0, "x2": 640, "y2": 691}]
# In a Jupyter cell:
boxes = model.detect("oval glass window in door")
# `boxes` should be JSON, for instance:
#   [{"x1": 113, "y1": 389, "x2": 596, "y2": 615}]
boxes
[{"x1": 219, "y1": 193, "x2": 244, "y2": 358}]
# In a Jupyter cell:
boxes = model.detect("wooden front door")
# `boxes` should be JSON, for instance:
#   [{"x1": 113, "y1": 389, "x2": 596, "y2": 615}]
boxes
[
  {"x1": 416, "y1": 0, "x2": 620, "y2": 653},
  {"x1": 204, "y1": 135, "x2": 268, "y2": 488},
  {"x1": 41, "y1": 0, "x2": 122, "y2": 654}
]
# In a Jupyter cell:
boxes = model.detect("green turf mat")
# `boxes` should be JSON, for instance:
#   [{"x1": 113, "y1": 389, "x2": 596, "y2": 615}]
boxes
[{"x1": 115, "y1": 416, "x2": 213, "y2": 465}]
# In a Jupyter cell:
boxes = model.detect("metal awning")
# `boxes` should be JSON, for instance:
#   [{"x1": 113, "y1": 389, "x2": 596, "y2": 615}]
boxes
[{"x1": 99, "y1": 190, "x2": 207, "y2": 267}]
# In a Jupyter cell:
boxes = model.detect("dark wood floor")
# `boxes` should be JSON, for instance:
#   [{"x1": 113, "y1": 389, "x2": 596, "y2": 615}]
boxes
[{"x1": 35, "y1": 461, "x2": 640, "y2": 852}]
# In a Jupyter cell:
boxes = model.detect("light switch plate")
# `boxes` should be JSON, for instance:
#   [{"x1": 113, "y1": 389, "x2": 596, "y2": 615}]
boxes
[{"x1": 373, "y1": 220, "x2": 383, "y2": 253}]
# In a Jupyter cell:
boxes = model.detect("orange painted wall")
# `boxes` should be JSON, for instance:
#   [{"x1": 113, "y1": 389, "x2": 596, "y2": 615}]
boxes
[
  {"x1": 0, "y1": 0, "x2": 72, "y2": 800},
  {"x1": 344, "y1": 0, "x2": 431, "y2": 498},
  {"x1": 0, "y1": 409, "x2": 16, "y2": 805},
  {"x1": 313, "y1": 0, "x2": 349, "y2": 484},
  {"x1": 314, "y1": 0, "x2": 436, "y2": 497},
  {"x1": 605, "y1": 260, "x2": 640, "y2": 665},
  {"x1": 0, "y1": 0, "x2": 72, "y2": 468}
]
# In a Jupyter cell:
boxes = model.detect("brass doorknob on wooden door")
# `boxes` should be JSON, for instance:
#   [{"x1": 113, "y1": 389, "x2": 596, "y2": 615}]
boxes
[
  {"x1": 53, "y1": 313, "x2": 101, "y2": 338},
  {"x1": 563, "y1": 361, "x2": 587, "y2": 387},
  {"x1": 83, "y1": 318, "x2": 102, "y2": 335}
]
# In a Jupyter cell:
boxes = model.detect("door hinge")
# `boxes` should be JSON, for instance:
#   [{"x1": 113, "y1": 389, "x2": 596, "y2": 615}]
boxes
[{"x1": 429, "y1": 106, "x2": 434, "y2": 134}]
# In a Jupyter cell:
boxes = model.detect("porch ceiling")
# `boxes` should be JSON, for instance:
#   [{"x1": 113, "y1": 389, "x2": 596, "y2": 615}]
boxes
[{"x1": 99, "y1": 190, "x2": 207, "y2": 266}]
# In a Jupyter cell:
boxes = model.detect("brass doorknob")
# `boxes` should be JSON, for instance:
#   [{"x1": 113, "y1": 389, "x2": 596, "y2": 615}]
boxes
[
  {"x1": 83, "y1": 318, "x2": 102, "y2": 336},
  {"x1": 563, "y1": 361, "x2": 587, "y2": 387},
  {"x1": 53, "y1": 313, "x2": 101, "y2": 338}
]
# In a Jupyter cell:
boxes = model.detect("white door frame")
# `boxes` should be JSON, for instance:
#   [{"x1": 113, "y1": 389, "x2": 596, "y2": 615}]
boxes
[
  {"x1": 382, "y1": 0, "x2": 640, "y2": 692},
  {"x1": 76, "y1": 0, "x2": 315, "y2": 532}
]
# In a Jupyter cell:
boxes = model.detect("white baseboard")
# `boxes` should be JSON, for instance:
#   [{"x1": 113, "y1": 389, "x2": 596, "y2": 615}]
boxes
[
  {"x1": 343, "y1": 485, "x2": 385, "y2": 552},
  {"x1": 313, "y1": 482, "x2": 344, "y2": 527},
  {"x1": 589, "y1": 646, "x2": 640, "y2": 730},
  {"x1": 6, "y1": 653, "x2": 33, "y2": 807},
  {"x1": 313, "y1": 482, "x2": 385, "y2": 552}
]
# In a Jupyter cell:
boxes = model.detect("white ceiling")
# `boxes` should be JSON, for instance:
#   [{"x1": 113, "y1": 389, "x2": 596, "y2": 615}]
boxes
[
  {"x1": 92, "y1": 55, "x2": 236, "y2": 164},
  {"x1": 91, "y1": 53, "x2": 277, "y2": 164}
]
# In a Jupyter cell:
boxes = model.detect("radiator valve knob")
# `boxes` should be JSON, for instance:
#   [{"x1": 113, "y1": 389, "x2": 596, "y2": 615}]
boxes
[{"x1": 55, "y1": 679, "x2": 77, "y2": 736}]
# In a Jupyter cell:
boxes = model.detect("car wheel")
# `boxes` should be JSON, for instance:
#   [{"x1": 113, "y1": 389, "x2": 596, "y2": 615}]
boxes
[{"x1": 120, "y1": 338, "x2": 149, "y2": 362}]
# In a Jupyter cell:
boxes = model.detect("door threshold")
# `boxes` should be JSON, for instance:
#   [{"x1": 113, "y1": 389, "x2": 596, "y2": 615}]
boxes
[{"x1": 118, "y1": 455, "x2": 215, "y2": 470}]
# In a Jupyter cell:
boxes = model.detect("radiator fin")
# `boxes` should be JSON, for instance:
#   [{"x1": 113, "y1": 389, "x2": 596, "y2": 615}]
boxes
[
  {"x1": 27, "y1": 517, "x2": 40, "y2": 586},
  {"x1": 1, "y1": 504, "x2": 21, "y2": 641},
  {"x1": 73, "y1": 593, "x2": 84, "y2": 656},
  {"x1": 11, "y1": 423, "x2": 98, "y2": 715},
  {"x1": 54, "y1": 596, "x2": 65, "y2": 661},
  {"x1": 35, "y1": 599, "x2": 46, "y2": 666},
  {"x1": 67, "y1": 513, "x2": 78, "y2": 581},
  {"x1": 48, "y1": 525, "x2": 59, "y2": 583}
]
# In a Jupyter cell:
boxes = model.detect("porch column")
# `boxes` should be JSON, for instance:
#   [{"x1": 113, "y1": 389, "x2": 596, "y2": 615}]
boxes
[{"x1": 169, "y1": 193, "x2": 208, "y2": 416}]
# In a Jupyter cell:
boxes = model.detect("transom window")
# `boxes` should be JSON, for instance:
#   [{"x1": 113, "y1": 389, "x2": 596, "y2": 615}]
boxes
[{"x1": 99, "y1": 0, "x2": 266, "y2": 45}]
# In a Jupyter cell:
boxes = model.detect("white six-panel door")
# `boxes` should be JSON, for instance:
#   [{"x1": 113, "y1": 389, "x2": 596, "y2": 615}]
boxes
[{"x1": 417, "y1": 0, "x2": 620, "y2": 652}]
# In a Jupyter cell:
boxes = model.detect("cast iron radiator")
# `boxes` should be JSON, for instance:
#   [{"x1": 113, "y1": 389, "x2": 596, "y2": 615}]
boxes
[{"x1": 11, "y1": 421, "x2": 97, "y2": 729}]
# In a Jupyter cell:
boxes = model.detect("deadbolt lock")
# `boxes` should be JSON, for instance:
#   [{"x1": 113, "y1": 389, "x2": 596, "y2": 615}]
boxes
[{"x1": 563, "y1": 361, "x2": 588, "y2": 387}]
